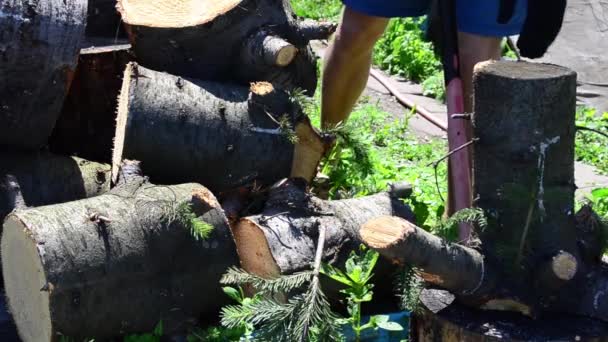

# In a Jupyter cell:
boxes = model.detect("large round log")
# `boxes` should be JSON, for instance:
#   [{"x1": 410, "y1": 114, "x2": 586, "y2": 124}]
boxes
[
  {"x1": 116, "y1": 0, "x2": 333, "y2": 94},
  {"x1": 112, "y1": 63, "x2": 332, "y2": 193},
  {"x1": 49, "y1": 41, "x2": 133, "y2": 163},
  {"x1": 413, "y1": 289, "x2": 608, "y2": 341},
  {"x1": 0, "y1": 0, "x2": 87, "y2": 150},
  {"x1": 2, "y1": 180, "x2": 239, "y2": 341},
  {"x1": 0, "y1": 152, "x2": 111, "y2": 221}
]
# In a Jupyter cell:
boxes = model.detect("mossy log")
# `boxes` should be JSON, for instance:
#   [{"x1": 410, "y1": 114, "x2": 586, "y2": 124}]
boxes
[
  {"x1": 116, "y1": 0, "x2": 335, "y2": 94},
  {"x1": 0, "y1": 152, "x2": 111, "y2": 221},
  {"x1": 2, "y1": 178, "x2": 239, "y2": 341},
  {"x1": 50, "y1": 42, "x2": 133, "y2": 163},
  {"x1": 113, "y1": 63, "x2": 333, "y2": 193},
  {"x1": 232, "y1": 179, "x2": 415, "y2": 292},
  {"x1": 0, "y1": 0, "x2": 87, "y2": 150}
]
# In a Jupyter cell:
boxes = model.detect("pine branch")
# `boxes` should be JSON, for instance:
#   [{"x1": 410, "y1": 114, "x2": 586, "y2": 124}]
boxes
[
  {"x1": 176, "y1": 202, "x2": 214, "y2": 240},
  {"x1": 220, "y1": 267, "x2": 313, "y2": 294}
]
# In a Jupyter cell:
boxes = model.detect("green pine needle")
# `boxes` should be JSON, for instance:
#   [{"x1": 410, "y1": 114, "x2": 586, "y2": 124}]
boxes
[
  {"x1": 221, "y1": 267, "x2": 313, "y2": 294},
  {"x1": 176, "y1": 202, "x2": 214, "y2": 240}
]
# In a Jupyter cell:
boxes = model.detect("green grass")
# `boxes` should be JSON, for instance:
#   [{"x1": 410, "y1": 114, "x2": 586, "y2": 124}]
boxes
[
  {"x1": 290, "y1": 0, "x2": 342, "y2": 20},
  {"x1": 576, "y1": 106, "x2": 608, "y2": 174}
]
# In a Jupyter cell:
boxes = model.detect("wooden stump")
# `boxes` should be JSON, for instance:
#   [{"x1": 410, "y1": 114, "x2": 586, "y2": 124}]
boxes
[
  {"x1": 413, "y1": 289, "x2": 608, "y2": 341},
  {"x1": 0, "y1": 0, "x2": 87, "y2": 150},
  {"x1": 2, "y1": 180, "x2": 239, "y2": 341},
  {"x1": 0, "y1": 152, "x2": 111, "y2": 221},
  {"x1": 472, "y1": 61, "x2": 581, "y2": 301},
  {"x1": 113, "y1": 63, "x2": 332, "y2": 192},
  {"x1": 49, "y1": 41, "x2": 133, "y2": 162},
  {"x1": 116, "y1": 0, "x2": 335, "y2": 94}
]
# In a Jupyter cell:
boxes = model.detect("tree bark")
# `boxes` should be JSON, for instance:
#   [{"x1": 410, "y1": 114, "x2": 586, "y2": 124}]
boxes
[
  {"x1": 0, "y1": 0, "x2": 87, "y2": 150},
  {"x1": 472, "y1": 61, "x2": 579, "y2": 276},
  {"x1": 49, "y1": 41, "x2": 133, "y2": 163},
  {"x1": 0, "y1": 152, "x2": 111, "y2": 221},
  {"x1": 360, "y1": 216, "x2": 490, "y2": 296},
  {"x1": 116, "y1": 0, "x2": 334, "y2": 94},
  {"x1": 85, "y1": 0, "x2": 126, "y2": 38},
  {"x1": 2, "y1": 179, "x2": 239, "y2": 341},
  {"x1": 232, "y1": 179, "x2": 415, "y2": 280},
  {"x1": 113, "y1": 63, "x2": 332, "y2": 193},
  {"x1": 413, "y1": 289, "x2": 608, "y2": 342}
]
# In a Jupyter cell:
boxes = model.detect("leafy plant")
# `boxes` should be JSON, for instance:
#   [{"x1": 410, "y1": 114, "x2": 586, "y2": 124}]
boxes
[
  {"x1": 575, "y1": 106, "x2": 608, "y2": 174},
  {"x1": 290, "y1": 0, "x2": 342, "y2": 20},
  {"x1": 373, "y1": 18, "x2": 442, "y2": 83},
  {"x1": 321, "y1": 246, "x2": 404, "y2": 341},
  {"x1": 590, "y1": 188, "x2": 608, "y2": 219}
]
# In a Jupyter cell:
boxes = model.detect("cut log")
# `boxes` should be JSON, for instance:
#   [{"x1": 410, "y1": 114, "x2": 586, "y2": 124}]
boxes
[
  {"x1": 360, "y1": 216, "x2": 489, "y2": 296},
  {"x1": 413, "y1": 288, "x2": 608, "y2": 342},
  {"x1": 0, "y1": 0, "x2": 87, "y2": 150},
  {"x1": 0, "y1": 152, "x2": 111, "y2": 221},
  {"x1": 2, "y1": 178, "x2": 239, "y2": 341},
  {"x1": 116, "y1": 0, "x2": 334, "y2": 94},
  {"x1": 85, "y1": 0, "x2": 126, "y2": 38},
  {"x1": 112, "y1": 63, "x2": 333, "y2": 192},
  {"x1": 49, "y1": 41, "x2": 133, "y2": 162},
  {"x1": 232, "y1": 179, "x2": 415, "y2": 280}
]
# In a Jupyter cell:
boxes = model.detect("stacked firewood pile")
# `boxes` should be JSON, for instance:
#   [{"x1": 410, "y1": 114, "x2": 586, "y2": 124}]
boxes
[{"x1": 0, "y1": 0, "x2": 419, "y2": 340}]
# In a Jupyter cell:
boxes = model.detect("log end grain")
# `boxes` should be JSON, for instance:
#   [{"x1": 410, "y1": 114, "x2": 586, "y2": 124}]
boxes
[
  {"x1": 290, "y1": 118, "x2": 335, "y2": 183},
  {"x1": 551, "y1": 251, "x2": 578, "y2": 281},
  {"x1": 117, "y1": 0, "x2": 243, "y2": 28},
  {"x1": 2, "y1": 217, "x2": 53, "y2": 342},
  {"x1": 232, "y1": 218, "x2": 281, "y2": 279},
  {"x1": 474, "y1": 60, "x2": 576, "y2": 81},
  {"x1": 112, "y1": 62, "x2": 134, "y2": 184},
  {"x1": 360, "y1": 216, "x2": 414, "y2": 250}
]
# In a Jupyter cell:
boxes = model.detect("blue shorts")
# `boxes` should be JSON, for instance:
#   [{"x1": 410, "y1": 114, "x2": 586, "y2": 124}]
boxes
[{"x1": 341, "y1": 0, "x2": 527, "y2": 37}]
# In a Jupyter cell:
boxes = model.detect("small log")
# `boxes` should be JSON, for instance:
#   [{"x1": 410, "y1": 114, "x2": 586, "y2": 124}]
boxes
[
  {"x1": 2, "y1": 179, "x2": 239, "y2": 341},
  {"x1": 241, "y1": 29, "x2": 298, "y2": 68},
  {"x1": 361, "y1": 216, "x2": 489, "y2": 296},
  {"x1": 112, "y1": 63, "x2": 332, "y2": 192},
  {"x1": 232, "y1": 179, "x2": 415, "y2": 280},
  {"x1": 413, "y1": 288, "x2": 608, "y2": 342},
  {"x1": 294, "y1": 19, "x2": 337, "y2": 41},
  {"x1": 116, "y1": 0, "x2": 321, "y2": 93},
  {"x1": 49, "y1": 41, "x2": 133, "y2": 162},
  {"x1": 0, "y1": 0, "x2": 87, "y2": 150},
  {"x1": 0, "y1": 152, "x2": 111, "y2": 221}
]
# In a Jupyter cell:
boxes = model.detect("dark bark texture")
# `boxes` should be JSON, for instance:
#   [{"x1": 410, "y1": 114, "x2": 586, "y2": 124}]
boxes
[
  {"x1": 113, "y1": 63, "x2": 329, "y2": 193},
  {"x1": 0, "y1": 152, "x2": 111, "y2": 221},
  {"x1": 85, "y1": 0, "x2": 126, "y2": 38},
  {"x1": 117, "y1": 0, "x2": 330, "y2": 94},
  {"x1": 472, "y1": 61, "x2": 583, "y2": 308},
  {"x1": 0, "y1": 0, "x2": 87, "y2": 150},
  {"x1": 232, "y1": 179, "x2": 415, "y2": 290},
  {"x1": 2, "y1": 181, "x2": 239, "y2": 340},
  {"x1": 413, "y1": 289, "x2": 608, "y2": 342},
  {"x1": 49, "y1": 42, "x2": 133, "y2": 163}
]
